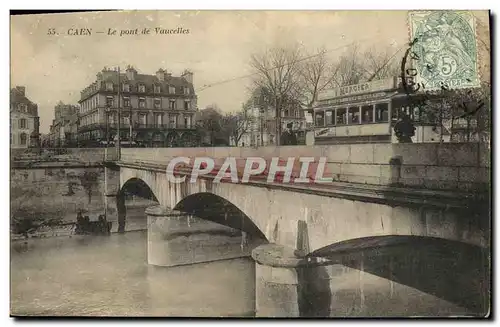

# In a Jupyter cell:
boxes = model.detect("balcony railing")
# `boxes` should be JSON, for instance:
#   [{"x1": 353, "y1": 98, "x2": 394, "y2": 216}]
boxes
[{"x1": 78, "y1": 122, "x2": 195, "y2": 131}]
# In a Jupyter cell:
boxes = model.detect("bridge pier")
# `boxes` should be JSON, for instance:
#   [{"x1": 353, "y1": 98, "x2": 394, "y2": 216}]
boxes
[
  {"x1": 146, "y1": 205, "x2": 263, "y2": 267},
  {"x1": 251, "y1": 244, "x2": 334, "y2": 317}
]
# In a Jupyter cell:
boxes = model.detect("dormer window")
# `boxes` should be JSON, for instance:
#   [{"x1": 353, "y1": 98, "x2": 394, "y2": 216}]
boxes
[
  {"x1": 169, "y1": 86, "x2": 176, "y2": 94},
  {"x1": 106, "y1": 82, "x2": 114, "y2": 91},
  {"x1": 122, "y1": 84, "x2": 130, "y2": 92},
  {"x1": 138, "y1": 84, "x2": 146, "y2": 93},
  {"x1": 154, "y1": 84, "x2": 161, "y2": 93},
  {"x1": 184, "y1": 87, "x2": 190, "y2": 95}
]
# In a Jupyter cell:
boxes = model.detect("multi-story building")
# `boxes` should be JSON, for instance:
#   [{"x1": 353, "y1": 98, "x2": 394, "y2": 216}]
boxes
[
  {"x1": 47, "y1": 102, "x2": 80, "y2": 147},
  {"x1": 78, "y1": 66, "x2": 198, "y2": 147},
  {"x1": 10, "y1": 86, "x2": 40, "y2": 149}
]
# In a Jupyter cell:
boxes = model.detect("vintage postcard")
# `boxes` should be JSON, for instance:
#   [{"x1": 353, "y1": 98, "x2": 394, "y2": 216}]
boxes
[{"x1": 10, "y1": 10, "x2": 491, "y2": 318}]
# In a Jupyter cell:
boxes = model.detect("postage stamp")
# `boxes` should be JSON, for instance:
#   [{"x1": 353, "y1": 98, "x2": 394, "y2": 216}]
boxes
[{"x1": 408, "y1": 10, "x2": 480, "y2": 90}]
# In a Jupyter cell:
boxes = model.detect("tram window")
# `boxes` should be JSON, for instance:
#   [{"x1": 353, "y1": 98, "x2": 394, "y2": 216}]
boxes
[
  {"x1": 348, "y1": 107, "x2": 360, "y2": 124},
  {"x1": 315, "y1": 112, "x2": 325, "y2": 126},
  {"x1": 361, "y1": 105, "x2": 373, "y2": 123},
  {"x1": 325, "y1": 111, "x2": 333, "y2": 125},
  {"x1": 391, "y1": 107, "x2": 399, "y2": 120},
  {"x1": 413, "y1": 107, "x2": 420, "y2": 122},
  {"x1": 336, "y1": 108, "x2": 346, "y2": 125},
  {"x1": 375, "y1": 103, "x2": 389, "y2": 122}
]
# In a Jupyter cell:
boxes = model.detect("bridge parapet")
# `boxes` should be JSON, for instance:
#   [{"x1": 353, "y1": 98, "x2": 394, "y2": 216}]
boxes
[{"x1": 119, "y1": 143, "x2": 490, "y2": 192}]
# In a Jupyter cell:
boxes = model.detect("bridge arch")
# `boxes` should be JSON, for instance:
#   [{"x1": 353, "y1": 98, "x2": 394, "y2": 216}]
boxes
[
  {"x1": 309, "y1": 235, "x2": 489, "y2": 314},
  {"x1": 174, "y1": 192, "x2": 267, "y2": 240}
]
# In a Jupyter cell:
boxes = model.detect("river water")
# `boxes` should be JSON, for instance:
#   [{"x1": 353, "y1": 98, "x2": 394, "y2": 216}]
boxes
[{"x1": 11, "y1": 211, "x2": 473, "y2": 317}]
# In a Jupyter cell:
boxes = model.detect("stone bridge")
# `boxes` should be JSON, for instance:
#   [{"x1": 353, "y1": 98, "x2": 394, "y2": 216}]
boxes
[{"x1": 102, "y1": 143, "x2": 490, "y2": 316}]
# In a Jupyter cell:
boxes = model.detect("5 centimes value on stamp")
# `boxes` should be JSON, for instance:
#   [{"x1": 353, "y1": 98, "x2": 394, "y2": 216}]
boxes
[{"x1": 408, "y1": 10, "x2": 480, "y2": 90}]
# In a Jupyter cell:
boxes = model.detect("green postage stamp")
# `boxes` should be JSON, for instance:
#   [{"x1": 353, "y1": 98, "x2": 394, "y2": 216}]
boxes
[{"x1": 408, "y1": 10, "x2": 480, "y2": 90}]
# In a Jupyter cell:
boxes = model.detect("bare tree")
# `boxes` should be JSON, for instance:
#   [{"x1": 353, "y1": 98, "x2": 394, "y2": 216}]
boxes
[
  {"x1": 329, "y1": 44, "x2": 366, "y2": 87},
  {"x1": 222, "y1": 105, "x2": 253, "y2": 146},
  {"x1": 295, "y1": 47, "x2": 335, "y2": 107},
  {"x1": 362, "y1": 46, "x2": 401, "y2": 81},
  {"x1": 250, "y1": 45, "x2": 303, "y2": 146}
]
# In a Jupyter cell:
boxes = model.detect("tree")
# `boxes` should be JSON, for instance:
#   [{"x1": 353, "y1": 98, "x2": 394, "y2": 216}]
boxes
[
  {"x1": 250, "y1": 45, "x2": 303, "y2": 146},
  {"x1": 222, "y1": 106, "x2": 253, "y2": 146},
  {"x1": 295, "y1": 47, "x2": 335, "y2": 107},
  {"x1": 329, "y1": 44, "x2": 366, "y2": 87},
  {"x1": 195, "y1": 105, "x2": 225, "y2": 145},
  {"x1": 362, "y1": 46, "x2": 401, "y2": 81}
]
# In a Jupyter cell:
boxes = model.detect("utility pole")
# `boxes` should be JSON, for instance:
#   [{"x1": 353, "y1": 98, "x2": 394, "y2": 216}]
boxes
[{"x1": 116, "y1": 66, "x2": 121, "y2": 159}]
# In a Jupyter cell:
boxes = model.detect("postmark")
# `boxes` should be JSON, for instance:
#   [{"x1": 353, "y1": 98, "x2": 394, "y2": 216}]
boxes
[{"x1": 408, "y1": 10, "x2": 480, "y2": 90}]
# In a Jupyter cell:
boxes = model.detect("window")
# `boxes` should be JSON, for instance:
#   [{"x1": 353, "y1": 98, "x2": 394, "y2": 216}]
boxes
[
  {"x1": 123, "y1": 114, "x2": 130, "y2": 126},
  {"x1": 413, "y1": 107, "x2": 421, "y2": 122},
  {"x1": 348, "y1": 107, "x2": 360, "y2": 124},
  {"x1": 19, "y1": 118, "x2": 27, "y2": 129},
  {"x1": 169, "y1": 100, "x2": 176, "y2": 110},
  {"x1": 361, "y1": 105, "x2": 374, "y2": 123},
  {"x1": 154, "y1": 98, "x2": 161, "y2": 109},
  {"x1": 184, "y1": 116, "x2": 192, "y2": 128},
  {"x1": 19, "y1": 104, "x2": 27, "y2": 112},
  {"x1": 336, "y1": 108, "x2": 346, "y2": 125},
  {"x1": 139, "y1": 98, "x2": 146, "y2": 109},
  {"x1": 139, "y1": 113, "x2": 147, "y2": 125},
  {"x1": 184, "y1": 100, "x2": 191, "y2": 110},
  {"x1": 183, "y1": 86, "x2": 190, "y2": 95},
  {"x1": 325, "y1": 111, "x2": 333, "y2": 125},
  {"x1": 169, "y1": 115, "x2": 177, "y2": 128},
  {"x1": 107, "y1": 112, "x2": 115, "y2": 124},
  {"x1": 123, "y1": 84, "x2": 130, "y2": 92},
  {"x1": 169, "y1": 86, "x2": 176, "y2": 94},
  {"x1": 155, "y1": 113, "x2": 163, "y2": 126},
  {"x1": 123, "y1": 97, "x2": 131, "y2": 107},
  {"x1": 20, "y1": 133, "x2": 27, "y2": 145},
  {"x1": 106, "y1": 96, "x2": 114, "y2": 108},
  {"x1": 106, "y1": 82, "x2": 114, "y2": 91},
  {"x1": 154, "y1": 85, "x2": 161, "y2": 93},
  {"x1": 375, "y1": 103, "x2": 389, "y2": 122},
  {"x1": 138, "y1": 84, "x2": 146, "y2": 93},
  {"x1": 315, "y1": 112, "x2": 324, "y2": 126}
]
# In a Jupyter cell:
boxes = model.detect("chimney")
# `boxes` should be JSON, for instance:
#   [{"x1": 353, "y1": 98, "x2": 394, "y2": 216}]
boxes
[
  {"x1": 126, "y1": 65, "x2": 137, "y2": 80},
  {"x1": 156, "y1": 68, "x2": 166, "y2": 81},
  {"x1": 181, "y1": 70, "x2": 193, "y2": 85},
  {"x1": 16, "y1": 86, "x2": 25, "y2": 96}
]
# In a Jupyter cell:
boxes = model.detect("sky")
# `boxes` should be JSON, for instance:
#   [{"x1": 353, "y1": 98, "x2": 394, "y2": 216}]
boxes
[{"x1": 10, "y1": 10, "x2": 487, "y2": 133}]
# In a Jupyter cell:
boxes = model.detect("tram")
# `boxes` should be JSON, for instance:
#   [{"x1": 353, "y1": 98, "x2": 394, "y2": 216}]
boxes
[{"x1": 312, "y1": 77, "x2": 445, "y2": 144}]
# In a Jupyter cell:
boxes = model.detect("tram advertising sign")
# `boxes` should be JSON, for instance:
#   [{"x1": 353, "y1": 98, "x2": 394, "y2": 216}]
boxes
[{"x1": 317, "y1": 77, "x2": 396, "y2": 101}]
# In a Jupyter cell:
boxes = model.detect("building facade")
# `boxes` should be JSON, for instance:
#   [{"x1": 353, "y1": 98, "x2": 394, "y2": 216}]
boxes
[
  {"x1": 78, "y1": 66, "x2": 199, "y2": 147},
  {"x1": 47, "y1": 102, "x2": 80, "y2": 147},
  {"x1": 235, "y1": 88, "x2": 307, "y2": 147},
  {"x1": 10, "y1": 86, "x2": 40, "y2": 149}
]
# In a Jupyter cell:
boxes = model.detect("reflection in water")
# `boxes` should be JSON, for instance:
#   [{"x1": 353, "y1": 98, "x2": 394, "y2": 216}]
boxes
[
  {"x1": 11, "y1": 231, "x2": 256, "y2": 317},
  {"x1": 11, "y1": 229, "x2": 477, "y2": 317},
  {"x1": 297, "y1": 265, "x2": 332, "y2": 317}
]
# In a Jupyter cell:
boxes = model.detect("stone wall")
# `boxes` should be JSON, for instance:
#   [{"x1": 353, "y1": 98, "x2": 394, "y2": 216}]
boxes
[
  {"x1": 120, "y1": 143, "x2": 490, "y2": 191},
  {"x1": 10, "y1": 167, "x2": 106, "y2": 225}
]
